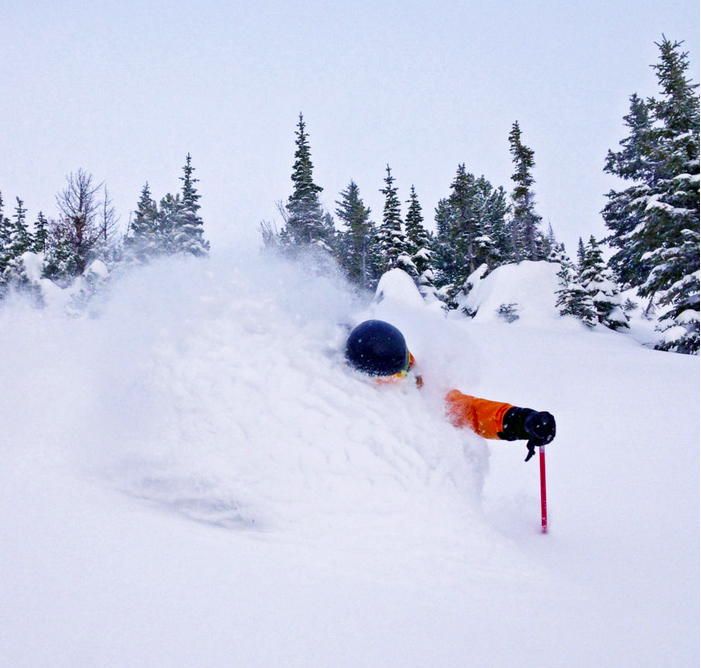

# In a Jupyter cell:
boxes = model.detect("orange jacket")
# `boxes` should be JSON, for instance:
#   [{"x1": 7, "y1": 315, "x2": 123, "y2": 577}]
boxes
[
  {"x1": 374, "y1": 352, "x2": 512, "y2": 439},
  {"x1": 444, "y1": 390, "x2": 513, "y2": 440}
]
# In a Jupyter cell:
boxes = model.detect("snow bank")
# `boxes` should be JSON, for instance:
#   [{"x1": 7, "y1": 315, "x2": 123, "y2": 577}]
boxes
[{"x1": 460, "y1": 260, "x2": 563, "y2": 325}]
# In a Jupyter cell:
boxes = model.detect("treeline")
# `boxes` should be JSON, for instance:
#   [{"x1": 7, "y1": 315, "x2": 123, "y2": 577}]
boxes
[
  {"x1": 1, "y1": 39, "x2": 697, "y2": 354},
  {"x1": 0, "y1": 155, "x2": 209, "y2": 302},
  {"x1": 263, "y1": 38, "x2": 699, "y2": 354},
  {"x1": 262, "y1": 114, "x2": 559, "y2": 311}
]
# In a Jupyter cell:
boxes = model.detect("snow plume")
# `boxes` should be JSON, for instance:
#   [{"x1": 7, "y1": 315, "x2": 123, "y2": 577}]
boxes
[{"x1": 1, "y1": 247, "x2": 490, "y2": 562}]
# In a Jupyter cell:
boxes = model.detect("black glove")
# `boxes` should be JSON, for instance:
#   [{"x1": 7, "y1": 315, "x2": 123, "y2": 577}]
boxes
[{"x1": 499, "y1": 407, "x2": 556, "y2": 462}]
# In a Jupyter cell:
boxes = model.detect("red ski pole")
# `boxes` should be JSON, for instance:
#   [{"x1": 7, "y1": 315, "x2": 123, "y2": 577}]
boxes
[{"x1": 539, "y1": 445, "x2": 548, "y2": 534}]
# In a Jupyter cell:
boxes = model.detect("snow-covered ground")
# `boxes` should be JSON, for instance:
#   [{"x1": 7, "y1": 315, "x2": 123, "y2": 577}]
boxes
[{"x1": 0, "y1": 248, "x2": 698, "y2": 668}]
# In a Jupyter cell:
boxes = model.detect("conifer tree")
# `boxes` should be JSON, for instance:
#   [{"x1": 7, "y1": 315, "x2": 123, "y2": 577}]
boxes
[
  {"x1": 376, "y1": 165, "x2": 412, "y2": 275},
  {"x1": 482, "y1": 184, "x2": 513, "y2": 267},
  {"x1": 124, "y1": 183, "x2": 160, "y2": 261},
  {"x1": 335, "y1": 180, "x2": 378, "y2": 289},
  {"x1": 602, "y1": 94, "x2": 657, "y2": 287},
  {"x1": 555, "y1": 255, "x2": 596, "y2": 327},
  {"x1": 176, "y1": 153, "x2": 210, "y2": 256},
  {"x1": 404, "y1": 185, "x2": 436, "y2": 296},
  {"x1": 33, "y1": 212, "x2": 49, "y2": 254},
  {"x1": 508, "y1": 122, "x2": 547, "y2": 261},
  {"x1": 42, "y1": 221, "x2": 76, "y2": 285},
  {"x1": 432, "y1": 166, "x2": 510, "y2": 307},
  {"x1": 0, "y1": 198, "x2": 38, "y2": 294},
  {"x1": 157, "y1": 193, "x2": 184, "y2": 256},
  {"x1": 448, "y1": 164, "x2": 479, "y2": 275},
  {"x1": 281, "y1": 114, "x2": 329, "y2": 249},
  {"x1": 0, "y1": 193, "x2": 13, "y2": 278},
  {"x1": 10, "y1": 198, "x2": 33, "y2": 257},
  {"x1": 579, "y1": 236, "x2": 629, "y2": 330},
  {"x1": 603, "y1": 37, "x2": 699, "y2": 353},
  {"x1": 432, "y1": 197, "x2": 460, "y2": 305}
]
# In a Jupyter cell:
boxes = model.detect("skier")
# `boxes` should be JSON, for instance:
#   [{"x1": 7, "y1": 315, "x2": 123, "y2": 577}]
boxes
[{"x1": 345, "y1": 319, "x2": 556, "y2": 461}]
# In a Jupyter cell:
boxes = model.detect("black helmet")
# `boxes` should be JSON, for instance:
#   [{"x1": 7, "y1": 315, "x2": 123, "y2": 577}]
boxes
[{"x1": 345, "y1": 320, "x2": 409, "y2": 376}]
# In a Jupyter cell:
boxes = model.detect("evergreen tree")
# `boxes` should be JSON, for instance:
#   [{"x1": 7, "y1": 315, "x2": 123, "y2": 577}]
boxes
[
  {"x1": 125, "y1": 157, "x2": 209, "y2": 263},
  {"x1": 432, "y1": 196, "x2": 460, "y2": 305},
  {"x1": 404, "y1": 185, "x2": 436, "y2": 296},
  {"x1": 579, "y1": 236, "x2": 629, "y2": 330},
  {"x1": 376, "y1": 165, "x2": 412, "y2": 275},
  {"x1": 157, "y1": 193, "x2": 184, "y2": 256},
  {"x1": 432, "y1": 166, "x2": 509, "y2": 307},
  {"x1": 42, "y1": 220, "x2": 76, "y2": 285},
  {"x1": 448, "y1": 165, "x2": 479, "y2": 275},
  {"x1": 176, "y1": 153, "x2": 209, "y2": 256},
  {"x1": 9, "y1": 198, "x2": 33, "y2": 257},
  {"x1": 602, "y1": 94, "x2": 657, "y2": 286},
  {"x1": 603, "y1": 37, "x2": 700, "y2": 353},
  {"x1": 281, "y1": 114, "x2": 329, "y2": 249},
  {"x1": 482, "y1": 184, "x2": 513, "y2": 267},
  {"x1": 555, "y1": 255, "x2": 597, "y2": 327},
  {"x1": 508, "y1": 121, "x2": 547, "y2": 261},
  {"x1": 33, "y1": 212, "x2": 49, "y2": 254},
  {"x1": 0, "y1": 193, "x2": 14, "y2": 278},
  {"x1": 335, "y1": 180, "x2": 378, "y2": 289},
  {"x1": 124, "y1": 183, "x2": 160, "y2": 261},
  {"x1": 0, "y1": 198, "x2": 38, "y2": 295}
]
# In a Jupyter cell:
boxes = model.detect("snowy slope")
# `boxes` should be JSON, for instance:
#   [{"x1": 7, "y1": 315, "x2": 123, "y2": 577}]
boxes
[{"x1": 0, "y1": 249, "x2": 698, "y2": 668}]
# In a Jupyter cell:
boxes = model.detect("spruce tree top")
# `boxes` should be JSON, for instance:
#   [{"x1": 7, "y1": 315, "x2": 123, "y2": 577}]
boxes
[
  {"x1": 289, "y1": 113, "x2": 323, "y2": 208},
  {"x1": 180, "y1": 154, "x2": 201, "y2": 213}
]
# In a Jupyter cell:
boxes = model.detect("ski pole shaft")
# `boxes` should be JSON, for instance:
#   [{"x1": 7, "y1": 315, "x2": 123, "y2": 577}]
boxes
[{"x1": 539, "y1": 446, "x2": 548, "y2": 533}]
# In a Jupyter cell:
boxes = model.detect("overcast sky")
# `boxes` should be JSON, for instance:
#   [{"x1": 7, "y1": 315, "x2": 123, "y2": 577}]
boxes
[{"x1": 1, "y1": 0, "x2": 699, "y2": 255}]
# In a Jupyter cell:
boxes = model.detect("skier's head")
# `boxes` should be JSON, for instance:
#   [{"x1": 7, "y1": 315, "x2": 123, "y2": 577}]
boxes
[{"x1": 345, "y1": 320, "x2": 410, "y2": 377}]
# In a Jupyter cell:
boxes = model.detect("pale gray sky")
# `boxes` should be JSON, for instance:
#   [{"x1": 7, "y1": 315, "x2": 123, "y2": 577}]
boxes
[{"x1": 2, "y1": 0, "x2": 699, "y2": 255}]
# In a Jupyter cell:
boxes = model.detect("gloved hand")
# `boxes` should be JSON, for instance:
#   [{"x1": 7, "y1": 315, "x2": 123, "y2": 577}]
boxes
[{"x1": 498, "y1": 407, "x2": 556, "y2": 462}]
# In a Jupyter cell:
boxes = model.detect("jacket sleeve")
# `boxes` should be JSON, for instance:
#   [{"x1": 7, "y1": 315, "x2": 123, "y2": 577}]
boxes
[{"x1": 444, "y1": 389, "x2": 513, "y2": 440}]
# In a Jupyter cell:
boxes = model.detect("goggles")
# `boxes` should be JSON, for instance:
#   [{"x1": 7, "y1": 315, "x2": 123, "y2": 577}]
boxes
[{"x1": 375, "y1": 351, "x2": 415, "y2": 383}]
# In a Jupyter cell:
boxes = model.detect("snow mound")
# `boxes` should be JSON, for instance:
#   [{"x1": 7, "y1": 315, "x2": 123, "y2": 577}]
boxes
[
  {"x1": 461, "y1": 261, "x2": 562, "y2": 325},
  {"x1": 373, "y1": 268, "x2": 426, "y2": 309}
]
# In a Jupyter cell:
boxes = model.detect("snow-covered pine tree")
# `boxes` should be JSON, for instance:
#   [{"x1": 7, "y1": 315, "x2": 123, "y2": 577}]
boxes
[
  {"x1": 0, "y1": 193, "x2": 13, "y2": 284},
  {"x1": 643, "y1": 38, "x2": 700, "y2": 353},
  {"x1": 432, "y1": 197, "x2": 460, "y2": 307},
  {"x1": 281, "y1": 114, "x2": 330, "y2": 250},
  {"x1": 376, "y1": 165, "x2": 413, "y2": 275},
  {"x1": 508, "y1": 121, "x2": 547, "y2": 261},
  {"x1": 176, "y1": 153, "x2": 210, "y2": 257},
  {"x1": 555, "y1": 254, "x2": 597, "y2": 327},
  {"x1": 482, "y1": 183, "x2": 513, "y2": 267},
  {"x1": 579, "y1": 236, "x2": 629, "y2": 330},
  {"x1": 33, "y1": 212, "x2": 49, "y2": 254},
  {"x1": 447, "y1": 164, "x2": 479, "y2": 276},
  {"x1": 472, "y1": 176, "x2": 511, "y2": 270},
  {"x1": 124, "y1": 183, "x2": 160, "y2": 262},
  {"x1": 0, "y1": 198, "x2": 39, "y2": 296},
  {"x1": 9, "y1": 199, "x2": 33, "y2": 257},
  {"x1": 404, "y1": 185, "x2": 436, "y2": 297},
  {"x1": 602, "y1": 93, "x2": 657, "y2": 288},
  {"x1": 42, "y1": 220, "x2": 77, "y2": 285},
  {"x1": 335, "y1": 180, "x2": 378, "y2": 289},
  {"x1": 432, "y1": 166, "x2": 508, "y2": 307},
  {"x1": 157, "y1": 193, "x2": 184, "y2": 256},
  {"x1": 603, "y1": 37, "x2": 700, "y2": 354}
]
